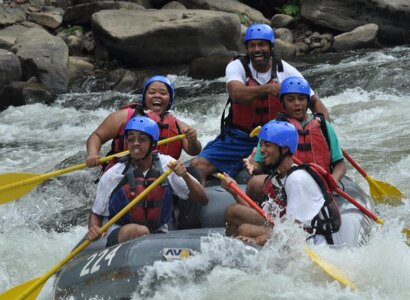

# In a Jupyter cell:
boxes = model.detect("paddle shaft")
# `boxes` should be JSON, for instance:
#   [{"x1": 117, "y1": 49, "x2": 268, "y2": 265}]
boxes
[
  {"x1": 0, "y1": 134, "x2": 185, "y2": 195},
  {"x1": 217, "y1": 173, "x2": 274, "y2": 225},
  {"x1": 342, "y1": 149, "x2": 367, "y2": 178},
  {"x1": 4, "y1": 169, "x2": 172, "y2": 300}
]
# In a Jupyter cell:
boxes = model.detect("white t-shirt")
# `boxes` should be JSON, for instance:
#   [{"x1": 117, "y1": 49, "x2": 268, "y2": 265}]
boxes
[
  {"x1": 225, "y1": 58, "x2": 315, "y2": 96},
  {"x1": 92, "y1": 154, "x2": 193, "y2": 217},
  {"x1": 283, "y1": 169, "x2": 325, "y2": 226},
  {"x1": 262, "y1": 168, "x2": 324, "y2": 226}
]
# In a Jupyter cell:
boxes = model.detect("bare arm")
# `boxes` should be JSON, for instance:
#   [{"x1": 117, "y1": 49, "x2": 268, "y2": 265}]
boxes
[
  {"x1": 178, "y1": 120, "x2": 202, "y2": 156},
  {"x1": 227, "y1": 80, "x2": 280, "y2": 104},
  {"x1": 86, "y1": 212, "x2": 104, "y2": 241},
  {"x1": 331, "y1": 160, "x2": 347, "y2": 182},
  {"x1": 169, "y1": 160, "x2": 208, "y2": 205},
  {"x1": 309, "y1": 94, "x2": 330, "y2": 121},
  {"x1": 219, "y1": 172, "x2": 252, "y2": 207},
  {"x1": 86, "y1": 109, "x2": 129, "y2": 167}
]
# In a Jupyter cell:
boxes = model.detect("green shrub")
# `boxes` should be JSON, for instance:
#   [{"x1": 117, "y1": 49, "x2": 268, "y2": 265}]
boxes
[
  {"x1": 281, "y1": 0, "x2": 300, "y2": 17},
  {"x1": 64, "y1": 25, "x2": 84, "y2": 35}
]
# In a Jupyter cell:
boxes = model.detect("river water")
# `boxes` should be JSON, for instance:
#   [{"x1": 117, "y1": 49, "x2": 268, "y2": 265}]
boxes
[{"x1": 1, "y1": 46, "x2": 410, "y2": 299}]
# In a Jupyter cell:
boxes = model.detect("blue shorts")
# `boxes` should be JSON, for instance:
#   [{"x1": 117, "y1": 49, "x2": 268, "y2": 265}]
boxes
[{"x1": 198, "y1": 127, "x2": 258, "y2": 177}]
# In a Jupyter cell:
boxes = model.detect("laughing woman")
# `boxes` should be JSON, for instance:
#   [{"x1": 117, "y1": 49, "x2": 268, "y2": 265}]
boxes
[{"x1": 86, "y1": 75, "x2": 202, "y2": 169}]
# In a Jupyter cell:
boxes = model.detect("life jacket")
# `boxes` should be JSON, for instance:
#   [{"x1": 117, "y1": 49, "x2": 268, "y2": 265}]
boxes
[
  {"x1": 220, "y1": 55, "x2": 285, "y2": 136},
  {"x1": 287, "y1": 163, "x2": 341, "y2": 244},
  {"x1": 276, "y1": 113, "x2": 331, "y2": 172},
  {"x1": 105, "y1": 105, "x2": 182, "y2": 172},
  {"x1": 146, "y1": 111, "x2": 183, "y2": 160},
  {"x1": 262, "y1": 173, "x2": 287, "y2": 218},
  {"x1": 108, "y1": 153, "x2": 174, "y2": 231},
  {"x1": 104, "y1": 103, "x2": 145, "y2": 172},
  {"x1": 263, "y1": 163, "x2": 341, "y2": 244}
]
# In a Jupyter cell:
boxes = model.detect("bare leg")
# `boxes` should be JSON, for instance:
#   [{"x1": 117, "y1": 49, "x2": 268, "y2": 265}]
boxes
[
  {"x1": 190, "y1": 157, "x2": 217, "y2": 185},
  {"x1": 246, "y1": 174, "x2": 268, "y2": 204},
  {"x1": 117, "y1": 224, "x2": 150, "y2": 243},
  {"x1": 224, "y1": 203, "x2": 265, "y2": 236},
  {"x1": 237, "y1": 223, "x2": 271, "y2": 238}
]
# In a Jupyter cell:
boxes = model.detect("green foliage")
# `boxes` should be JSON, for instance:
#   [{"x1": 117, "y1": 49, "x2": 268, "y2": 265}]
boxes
[
  {"x1": 281, "y1": 0, "x2": 300, "y2": 17},
  {"x1": 64, "y1": 25, "x2": 84, "y2": 35}
]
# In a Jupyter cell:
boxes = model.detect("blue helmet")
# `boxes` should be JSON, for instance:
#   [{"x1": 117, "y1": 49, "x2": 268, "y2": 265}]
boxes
[
  {"x1": 124, "y1": 116, "x2": 159, "y2": 143},
  {"x1": 244, "y1": 24, "x2": 275, "y2": 44},
  {"x1": 279, "y1": 77, "x2": 311, "y2": 103},
  {"x1": 142, "y1": 75, "x2": 175, "y2": 110},
  {"x1": 258, "y1": 121, "x2": 298, "y2": 154}
]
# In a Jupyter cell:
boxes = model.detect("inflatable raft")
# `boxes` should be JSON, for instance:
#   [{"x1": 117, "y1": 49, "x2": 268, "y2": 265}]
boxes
[{"x1": 53, "y1": 173, "x2": 374, "y2": 299}]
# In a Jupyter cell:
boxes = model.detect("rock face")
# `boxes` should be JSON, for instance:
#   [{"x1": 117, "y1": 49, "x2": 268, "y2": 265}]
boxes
[
  {"x1": 91, "y1": 9, "x2": 242, "y2": 66},
  {"x1": 301, "y1": 0, "x2": 410, "y2": 44},
  {"x1": 0, "y1": 49, "x2": 22, "y2": 90},
  {"x1": 332, "y1": 23, "x2": 380, "y2": 52},
  {"x1": 13, "y1": 27, "x2": 69, "y2": 94}
]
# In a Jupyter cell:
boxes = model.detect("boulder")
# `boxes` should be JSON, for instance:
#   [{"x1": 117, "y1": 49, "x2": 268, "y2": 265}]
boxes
[
  {"x1": 188, "y1": 52, "x2": 237, "y2": 79},
  {"x1": 0, "y1": 49, "x2": 22, "y2": 90},
  {"x1": 0, "y1": 81, "x2": 55, "y2": 111},
  {"x1": 301, "y1": 0, "x2": 410, "y2": 44},
  {"x1": 13, "y1": 27, "x2": 69, "y2": 94},
  {"x1": 332, "y1": 24, "x2": 380, "y2": 52},
  {"x1": 63, "y1": 1, "x2": 145, "y2": 24},
  {"x1": 27, "y1": 8, "x2": 63, "y2": 29},
  {"x1": 0, "y1": 24, "x2": 31, "y2": 50},
  {"x1": 0, "y1": 5, "x2": 26, "y2": 26},
  {"x1": 178, "y1": 0, "x2": 269, "y2": 25},
  {"x1": 91, "y1": 9, "x2": 242, "y2": 66}
]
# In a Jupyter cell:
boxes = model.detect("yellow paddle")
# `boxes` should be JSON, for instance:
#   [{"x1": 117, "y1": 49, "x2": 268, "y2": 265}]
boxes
[
  {"x1": 342, "y1": 149, "x2": 404, "y2": 206},
  {"x1": 0, "y1": 168, "x2": 173, "y2": 300},
  {"x1": 217, "y1": 173, "x2": 357, "y2": 290},
  {"x1": 0, "y1": 134, "x2": 185, "y2": 204},
  {"x1": 303, "y1": 245, "x2": 357, "y2": 290},
  {"x1": 250, "y1": 126, "x2": 405, "y2": 205}
]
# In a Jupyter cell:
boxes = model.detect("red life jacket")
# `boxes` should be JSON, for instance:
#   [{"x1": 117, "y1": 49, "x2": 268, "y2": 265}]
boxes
[
  {"x1": 220, "y1": 55, "x2": 285, "y2": 135},
  {"x1": 105, "y1": 104, "x2": 182, "y2": 171},
  {"x1": 230, "y1": 78, "x2": 284, "y2": 132},
  {"x1": 108, "y1": 154, "x2": 173, "y2": 231},
  {"x1": 110, "y1": 103, "x2": 142, "y2": 155},
  {"x1": 285, "y1": 115, "x2": 331, "y2": 172},
  {"x1": 262, "y1": 174, "x2": 286, "y2": 218},
  {"x1": 146, "y1": 111, "x2": 183, "y2": 160}
]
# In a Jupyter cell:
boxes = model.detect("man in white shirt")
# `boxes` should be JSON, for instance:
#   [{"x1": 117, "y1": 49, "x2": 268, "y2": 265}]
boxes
[
  {"x1": 220, "y1": 121, "x2": 341, "y2": 246},
  {"x1": 86, "y1": 116, "x2": 208, "y2": 247},
  {"x1": 191, "y1": 23, "x2": 329, "y2": 183}
]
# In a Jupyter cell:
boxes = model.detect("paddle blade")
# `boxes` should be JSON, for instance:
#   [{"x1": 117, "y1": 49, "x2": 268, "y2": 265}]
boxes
[
  {"x1": 0, "y1": 277, "x2": 43, "y2": 300},
  {"x1": 367, "y1": 175, "x2": 405, "y2": 206},
  {"x1": 0, "y1": 173, "x2": 43, "y2": 204},
  {"x1": 304, "y1": 245, "x2": 357, "y2": 290},
  {"x1": 249, "y1": 126, "x2": 262, "y2": 138}
]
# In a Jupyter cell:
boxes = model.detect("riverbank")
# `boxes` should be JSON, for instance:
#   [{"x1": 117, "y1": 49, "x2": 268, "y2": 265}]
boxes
[{"x1": 0, "y1": 0, "x2": 409, "y2": 110}]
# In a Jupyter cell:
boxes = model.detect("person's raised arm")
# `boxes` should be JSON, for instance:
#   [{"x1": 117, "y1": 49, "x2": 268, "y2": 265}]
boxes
[
  {"x1": 86, "y1": 109, "x2": 129, "y2": 167},
  {"x1": 178, "y1": 120, "x2": 202, "y2": 156},
  {"x1": 219, "y1": 172, "x2": 252, "y2": 207},
  {"x1": 169, "y1": 160, "x2": 208, "y2": 205}
]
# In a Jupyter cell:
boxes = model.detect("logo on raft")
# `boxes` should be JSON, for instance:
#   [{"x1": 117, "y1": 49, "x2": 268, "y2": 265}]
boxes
[{"x1": 162, "y1": 248, "x2": 195, "y2": 261}]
